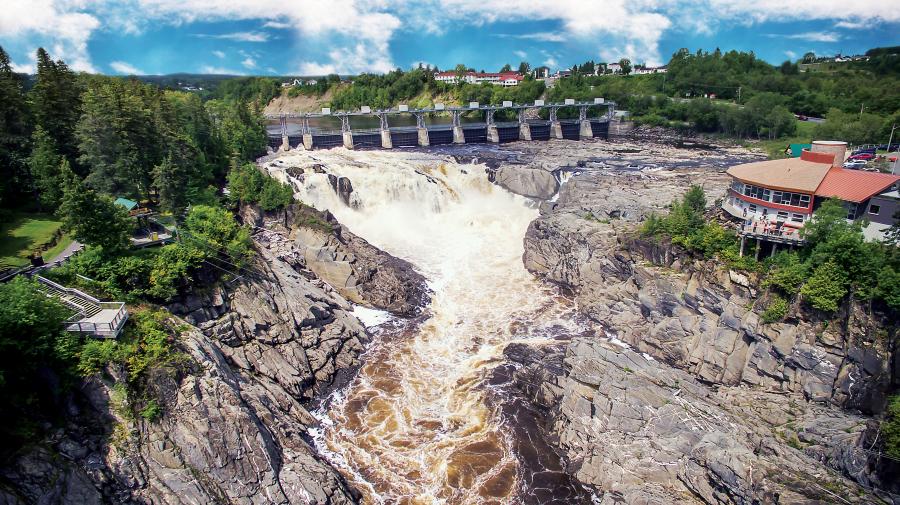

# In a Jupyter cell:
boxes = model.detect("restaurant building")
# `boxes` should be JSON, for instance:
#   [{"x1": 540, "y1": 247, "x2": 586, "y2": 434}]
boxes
[{"x1": 722, "y1": 141, "x2": 899, "y2": 256}]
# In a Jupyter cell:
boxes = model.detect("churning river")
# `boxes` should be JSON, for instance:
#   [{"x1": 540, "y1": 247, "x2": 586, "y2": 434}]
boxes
[{"x1": 269, "y1": 149, "x2": 591, "y2": 504}]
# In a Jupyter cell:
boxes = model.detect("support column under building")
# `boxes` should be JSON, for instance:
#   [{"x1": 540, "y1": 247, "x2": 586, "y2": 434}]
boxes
[
  {"x1": 342, "y1": 131, "x2": 354, "y2": 149},
  {"x1": 281, "y1": 135, "x2": 290, "y2": 151},
  {"x1": 381, "y1": 129, "x2": 393, "y2": 149},
  {"x1": 417, "y1": 127, "x2": 430, "y2": 146},
  {"x1": 302, "y1": 134, "x2": 313, "y2": 150},
  {"x1": 755, "y1": 240, "x2": 762, "y2": 260},
  {"x1": 549, "y1": 107, "x2": 563, "y2": 139},
  {"x1": 739, "y1": 236, "x2": 746, "y2": 257}
]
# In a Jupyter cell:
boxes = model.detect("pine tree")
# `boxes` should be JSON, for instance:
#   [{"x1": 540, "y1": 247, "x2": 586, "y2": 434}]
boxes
[
  {"x1": 27, "y1": 126, "x2": 65, "y2": 211},
  {"x1": 30, "y1": 48, "x2": 82, "y2": 172},
  {"x1": 59, "y1": 168, "x2": 133, "y2": 253},
  {"x1": 153, "y1": 154, "x2": 188, "y2": 214},
  {"x1": 0, "y1": 45, "x2": 32, "y2": 207}
]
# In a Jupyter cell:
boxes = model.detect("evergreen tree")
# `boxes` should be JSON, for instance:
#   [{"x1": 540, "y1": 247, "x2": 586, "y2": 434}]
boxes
[
  {"x1": 30, "y1": 48, "x2": 82, "y2": 171},
  {"x1": 59, "y1": 169, "x2": 133, "y2": 253},
  {"x1": 153, "y1": 154, "x2": 188, "y2": 214},
  {"x1": 27, "y1": 126, "x2": 65, "y2": 211},
  {"x1": 0, "y1": 45, "x2": 32, "y2": 207}
]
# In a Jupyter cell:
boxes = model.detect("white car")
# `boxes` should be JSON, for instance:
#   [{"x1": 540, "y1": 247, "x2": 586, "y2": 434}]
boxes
[{"x1": 842, "y1": 160, "x2": 867, "y2": 169}]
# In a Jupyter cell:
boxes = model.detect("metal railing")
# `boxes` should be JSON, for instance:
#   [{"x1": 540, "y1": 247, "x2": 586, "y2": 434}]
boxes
[
  {"x1": 739, "y1": 222, "x2": 805, "y2": 245},
  {"x1": 35, "y1": 275, "x2": 128, "y2": 338}
]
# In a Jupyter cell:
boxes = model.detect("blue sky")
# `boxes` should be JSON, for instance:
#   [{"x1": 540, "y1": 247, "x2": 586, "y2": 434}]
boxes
[{"x1": 1, "y1": 1, "x2": 898, "y2": 76}]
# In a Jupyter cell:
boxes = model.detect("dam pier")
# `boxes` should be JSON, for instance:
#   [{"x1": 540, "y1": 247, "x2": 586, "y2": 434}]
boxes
[{"x1": 268, "y1": 98, "x2": 616, "y2": 151}]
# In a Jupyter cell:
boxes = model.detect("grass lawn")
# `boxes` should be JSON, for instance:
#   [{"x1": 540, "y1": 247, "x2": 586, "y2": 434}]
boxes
[
  {"x1": 0, "y1": 213, "x2": 64, "y2": 268},
  {"x1": 42, "y1": 234, "x2": 74, "y2": 262},
  {"x1": 752, "y1": 120, "x2": 818, "y2": 159}
]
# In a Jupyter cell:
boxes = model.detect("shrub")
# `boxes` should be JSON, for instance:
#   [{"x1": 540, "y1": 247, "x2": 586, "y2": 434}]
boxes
[
  {"x1": 800, "y1": 261, "x2": 848, "y2": 312},
  {"x1": 140, "y1": 399, "x2": 161, "y2": 422},
  {"x1": 227, "y1": 163, "x2": 294, "y2": 211},
  {"x1": 761, "y1": 295, "x2": 789, "y2": 324},
  {"x1": 883, "y1": 395, "x2": 900, "y2": 460},
  {"x1": 182, "y1": 205, "x2": 253, "y2": 265},
  {"x1": 763, "y1": 253, "x2": 809, "y2": 295}
]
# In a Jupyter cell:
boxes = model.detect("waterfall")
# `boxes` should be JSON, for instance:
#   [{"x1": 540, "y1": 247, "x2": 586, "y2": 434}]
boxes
[{"x1": 265, "y1": 149, "x2": 585, "y2": 504}]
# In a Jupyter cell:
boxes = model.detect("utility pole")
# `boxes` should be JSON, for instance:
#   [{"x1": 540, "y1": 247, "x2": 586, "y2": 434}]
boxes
[
  {"x1": 737, "y1": 86, "x2": 741, "y2": 103},
  {"x1": 859, "y1": 103, "x2": 865, "y2": 119}
]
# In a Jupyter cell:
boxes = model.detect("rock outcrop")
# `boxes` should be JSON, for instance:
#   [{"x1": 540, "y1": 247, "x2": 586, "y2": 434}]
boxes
[
  {"x1": 1, "y1": 234, "x2": 378, "y2": 503},
  {"x1": 241, "y1": 203, "x2": 429, "y2": 317},
  {"x1": 490, "y1": 165, "x2": 560, "y2": 200},
  {"x1": 517, "y1": 162, "x2": 898, "y2": 500}
]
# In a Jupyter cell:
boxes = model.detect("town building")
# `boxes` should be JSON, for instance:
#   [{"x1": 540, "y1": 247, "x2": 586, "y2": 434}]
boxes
[
  {"x1": 433, "y1": 71, "x2": 524, "y2": 86},
  {"x1": 606, "y1": 62, "x2": 621, "y2": 74},
  {"x1": 722, "y1": 141, "x2": 900, "y2": 254},
  {"x1": 532, "y1": 66, "x2": 550, "y2": 79},
  {"x1": 632, "y1": 65, "x2": 668, "y2": 75}
]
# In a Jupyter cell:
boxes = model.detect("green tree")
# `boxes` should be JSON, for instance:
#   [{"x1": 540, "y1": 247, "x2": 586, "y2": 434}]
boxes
[
  {"x1": 518, "y1": 61, "x2": 531, "y2": 75},
  {"x1": 0, "y1": 277, "x2": 76, "y2": 447},
  {"x1": 153, "y1": 154, "x2": 188, "y2": 214},
  {"x1": 500, "y1": 63, "x2": 512, "y2": 72},
  {"x1": 27, "y1": 126, "x2": 65, "y2": 210},
  {"x1": 59, "y1": 171, "x2": 133, "y2": 253},
  {"x1": 29, "y1": 48, "x2": 82, "y2": 170},
  {"x1": 800, "y1": 261, "x2": 848, "y2": 312},
  {"x1": 619, "y1": 58, "x2": 632, "y2": 75},
  {"x1": 182, "y1": 205, "x2": 252, "y2": 264},
  {"x1": 0, "y1": 45, "x2": 32, "y2": 207}
]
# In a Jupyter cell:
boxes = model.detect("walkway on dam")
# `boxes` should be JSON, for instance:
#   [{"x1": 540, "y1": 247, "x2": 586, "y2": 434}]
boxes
[{"x1": 266, "y1": 99, "x2": 616, "y2": 151}]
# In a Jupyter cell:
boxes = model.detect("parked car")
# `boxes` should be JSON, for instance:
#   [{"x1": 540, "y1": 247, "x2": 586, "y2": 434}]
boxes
[
  {"x1": 843, "y1": 160, "x2": 868, "y2": 169},
  {"x1": 849, "y1": 153, "x2": 876, "y2": 161}
]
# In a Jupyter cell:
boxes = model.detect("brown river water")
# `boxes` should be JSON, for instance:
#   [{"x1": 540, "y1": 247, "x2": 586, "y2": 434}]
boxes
[{"x1": 267, "y1": 149, "x2": 594, "y2": 504}]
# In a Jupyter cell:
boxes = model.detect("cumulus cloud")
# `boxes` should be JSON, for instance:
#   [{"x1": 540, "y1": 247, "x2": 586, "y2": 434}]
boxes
[
  {"x1": 263, "y1": 20, "x2": 292, "y2": 29},
  {"x1": 212, "y1": 50, "x2": 225, "y2": 58},
  {"x1": 835, "y1": 20, "x2": 869, "y2": 29},
  {"x1": 496, "y1": 32, "x2": 566, "y2": 42},
  {"x1": 513, "y1": 50, "x2": 528, "y2": 59},
  {"x1": 0, "y1": 0, "x2": 99, "y2": 72},
  {"x1": 110, "y1": 60, "x2": 142, "y2": 74},
  {"x1": 241, "y1": 56, "x2": 256, "y2": 68}
]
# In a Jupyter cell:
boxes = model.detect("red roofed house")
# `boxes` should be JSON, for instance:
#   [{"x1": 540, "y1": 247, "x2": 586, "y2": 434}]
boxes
[
  {"x1": 433, "y1": 70, "x2": 524, "y2": 86},
  {"x1": 722, "y1": 141, "x2": 899, "y2": 254}
]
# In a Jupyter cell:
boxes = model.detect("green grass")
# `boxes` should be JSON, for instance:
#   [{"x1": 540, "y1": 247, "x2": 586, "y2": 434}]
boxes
[
  {"x1": 41, "y1": 234, "x2": 74, "y2": 262},
  {"x1": 0, "y1": 213, "x2": 64, "y2": 268},
  {"x1": 752, "y1": 121, "x2": 818, "y2": 160}
]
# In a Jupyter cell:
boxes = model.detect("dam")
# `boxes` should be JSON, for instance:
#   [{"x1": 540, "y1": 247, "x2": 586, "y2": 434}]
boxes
[{"x1": 265, "y1": 99, "x2": 616, "y2": 151}]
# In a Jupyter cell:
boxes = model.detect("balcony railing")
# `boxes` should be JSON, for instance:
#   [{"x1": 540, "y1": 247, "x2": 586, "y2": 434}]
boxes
[{"x1": 739, "y1": 222, "x2": 806, "y2": 245}]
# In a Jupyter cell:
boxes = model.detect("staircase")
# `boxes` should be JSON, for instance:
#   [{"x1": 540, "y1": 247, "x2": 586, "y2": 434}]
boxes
[{"x1": 33, "y1": 276, "x2": 127, "y2": 338}]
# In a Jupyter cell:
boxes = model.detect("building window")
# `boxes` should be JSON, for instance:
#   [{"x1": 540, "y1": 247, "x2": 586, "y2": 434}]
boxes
[
  {"x1": 791, "y1": 213, "x2": 804, "y2": 223},
  {"x1": 846, "y1": 203, "x2": 857, "y2": 220},
  {"x1": 748, "y1": 204, "x2": 757, "y2": 213},
  {"x1": 799, "y1": 195, "x2": 810, "y2": 207},
  {"x1": 869, "y1": 204, "x2": 880, "y2": 215},
  {"x1": 776, "y1": 211, "x2": 789, "y2": 221}
]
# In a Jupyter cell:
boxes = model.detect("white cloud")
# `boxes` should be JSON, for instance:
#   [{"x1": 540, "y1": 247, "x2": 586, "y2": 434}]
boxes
[
  {"x1": 779, "y1": 31, "x2": 841, "y2": 42},
  {"x1": 544, "y1": 57, "x2": 558, "y2": 68},
  {"x1": 0, "y1": 0, "x2": 99, "y2": 72},
  {"x1": 241, "y1": 56, "x2": 256, "y2": 68},
  {"x1": 835, "y1": 20, "x2": 868, "y2": 29},
  {"x1": 496, "y1": 32, "x2": 566, "y2": 42},
  {"x1": 263, "y1": 20, "x2": 292, "y2": 29},
  {"x1": 194, "y1": 31, "x2": 269, "y2": 42},
  {"x1": 784, "y1": 50, "x2": 797, "y2": 59},
  {"x1": 513, "y1": 50, "x2": 528, "y2": 59},
  {"x1": 110, "y1": 60, "x2": 142, "y2": 74},
  {"x1": 212, "y1": 50, "x2": 226, "y2": 58}
]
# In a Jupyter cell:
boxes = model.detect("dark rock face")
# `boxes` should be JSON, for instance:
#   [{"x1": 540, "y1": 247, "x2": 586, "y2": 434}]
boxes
[
  {"x1": 517, "y1": 164, "x2": 898, "y2": 501},
  {"x1": 1, "y1": 239, "x2": 371, "y2": 504},
  {"x1": 245, "y1": 203, "x2": 429, "y2": 318}
]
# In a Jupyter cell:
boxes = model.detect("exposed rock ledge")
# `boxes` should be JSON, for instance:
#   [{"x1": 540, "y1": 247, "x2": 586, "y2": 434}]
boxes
[
  {"x1": 0, "y1": 227, "x2": 407, "y2": 503},
  {"x1": 515, "y1": 166, "x2": 898, "y2": 502}
]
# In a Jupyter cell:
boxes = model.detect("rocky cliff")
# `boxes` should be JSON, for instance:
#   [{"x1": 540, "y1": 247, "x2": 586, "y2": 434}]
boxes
[
  {"x1": 0, "y1": 208, "x2": 428, "y2": 504},
  {"x1": 514, "y1": 162, "x2": 898, "y2": 502}
]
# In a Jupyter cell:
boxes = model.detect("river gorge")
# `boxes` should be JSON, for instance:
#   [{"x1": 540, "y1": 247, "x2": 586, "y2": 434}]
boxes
[{"x1": 2, "y1": 135, "x2": 896, "y2": 504}]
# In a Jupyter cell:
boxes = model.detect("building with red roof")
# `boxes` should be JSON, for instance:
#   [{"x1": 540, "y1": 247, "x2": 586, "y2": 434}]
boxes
[{"x1": 722, "y1": 141, "x2": 900, "y2": 251}]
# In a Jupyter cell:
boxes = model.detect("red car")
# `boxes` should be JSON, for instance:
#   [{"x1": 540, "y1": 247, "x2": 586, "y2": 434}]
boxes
[{"x1": 849, "y1": 153, "x2": 876, "y2": 161}]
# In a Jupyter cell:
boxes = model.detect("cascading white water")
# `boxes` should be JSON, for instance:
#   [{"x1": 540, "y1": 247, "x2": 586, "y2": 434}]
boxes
[{"x1": 266, "y1": 149, "x2": 585, "y2": 504}]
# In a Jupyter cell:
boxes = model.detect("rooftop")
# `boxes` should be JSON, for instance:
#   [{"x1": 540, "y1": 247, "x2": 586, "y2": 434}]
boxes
[
  {"x1": 726, "y1": 156, "x2": 832, "y2": 193},
  {"x1": 114, "y1": 197, "x2": 138, "y2": 210},
  {"x1": 816, "y1": 168, "x2": 900, "y2": 203}
]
